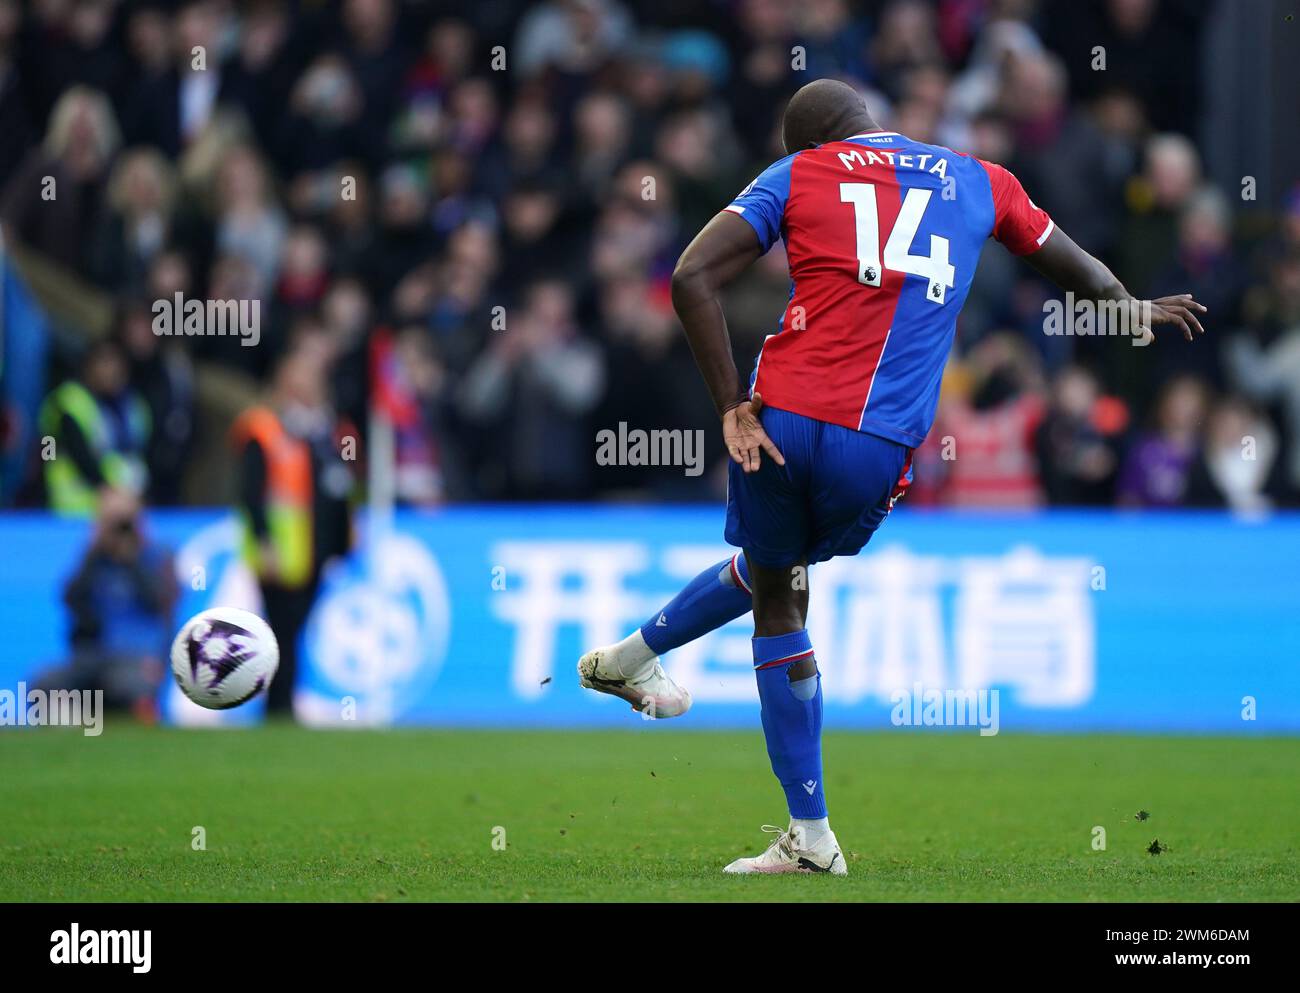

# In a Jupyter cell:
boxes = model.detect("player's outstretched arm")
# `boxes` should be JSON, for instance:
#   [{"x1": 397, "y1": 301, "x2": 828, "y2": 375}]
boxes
[
  {"x1": 1024, "y1": 226, "x2": 1207, "y2": 342},
  {"x1": 671, "y1": 211, "x2": 785, "y2": 473}
]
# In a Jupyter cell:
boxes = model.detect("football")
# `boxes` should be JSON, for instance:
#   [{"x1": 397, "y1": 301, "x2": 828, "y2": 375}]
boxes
[{"x1": 170, "y1": 607, "x2": 279, "y2": 710}]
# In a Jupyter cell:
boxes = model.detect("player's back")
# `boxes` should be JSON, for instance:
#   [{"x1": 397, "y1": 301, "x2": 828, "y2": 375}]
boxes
[{"x1": 724, "y1": 131, "x2": 1053, "y2": 449}]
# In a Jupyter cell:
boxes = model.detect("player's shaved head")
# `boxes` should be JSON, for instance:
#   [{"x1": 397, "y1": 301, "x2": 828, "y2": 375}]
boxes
[{"x1": 781, "y1": 79, "x2": 879, "y2": 155}]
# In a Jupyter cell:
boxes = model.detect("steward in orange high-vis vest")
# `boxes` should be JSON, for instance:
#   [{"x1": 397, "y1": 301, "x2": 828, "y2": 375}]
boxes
[
  {"x1": 230, "y1": 406, "x2": 315, "y2": 589},
  {"x1": 231, "y1": 337, "x2": 355, "y2": 720}
]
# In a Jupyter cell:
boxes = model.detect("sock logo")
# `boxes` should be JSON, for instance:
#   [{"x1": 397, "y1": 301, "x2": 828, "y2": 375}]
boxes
[
  {"x1": 802, "y1": 780, "x2": 817, "y2": 794},
  {"x1": 656, "y1": 613, "x2": 668, "y2": 627}
]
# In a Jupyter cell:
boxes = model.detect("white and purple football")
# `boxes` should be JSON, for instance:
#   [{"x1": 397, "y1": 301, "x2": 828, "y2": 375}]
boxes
[{"x1": 170, "y1": 607, "x2": 279, "y2": 710}]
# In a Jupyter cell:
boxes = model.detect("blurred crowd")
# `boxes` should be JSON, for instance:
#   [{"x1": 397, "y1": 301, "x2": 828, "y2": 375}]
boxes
[{"x1": 2, "y1": 0, "x2": 1298, "y2": 512}]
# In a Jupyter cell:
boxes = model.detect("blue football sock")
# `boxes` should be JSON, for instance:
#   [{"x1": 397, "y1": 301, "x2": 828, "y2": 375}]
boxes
[
  {"x1": 640, "y1": 554, "x2": 752, "y2": 656},
  {"x1": 752, "y1": 629, "x2": 826, "y2": 819}
]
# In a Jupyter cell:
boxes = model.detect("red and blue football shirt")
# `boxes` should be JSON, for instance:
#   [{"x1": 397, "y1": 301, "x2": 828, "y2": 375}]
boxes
[{"x1": 723, "y1": 131, "x2": 1054, "y2": 448}]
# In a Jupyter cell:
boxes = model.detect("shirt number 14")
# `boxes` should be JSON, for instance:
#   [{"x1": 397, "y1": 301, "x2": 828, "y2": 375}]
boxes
[{"x1": 839, "y1": 182, "x2": 955, "y2": 304}]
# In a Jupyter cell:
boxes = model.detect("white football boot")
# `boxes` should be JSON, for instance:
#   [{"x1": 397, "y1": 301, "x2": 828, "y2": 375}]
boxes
[
  {"x1": 722, "y1": 823, "x2": 848, "y2": 875},
  {"x1": 576, "y1": 640, "x2": 692, "y2": 719}
]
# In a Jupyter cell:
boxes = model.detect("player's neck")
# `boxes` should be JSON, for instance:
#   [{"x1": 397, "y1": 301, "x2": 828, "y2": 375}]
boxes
[{"x1": 834, "y1": 118, "x2": 885, "y2": 140}]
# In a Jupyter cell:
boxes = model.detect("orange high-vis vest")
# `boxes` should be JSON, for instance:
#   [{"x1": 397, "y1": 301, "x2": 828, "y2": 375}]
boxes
[{"x1": 231, "y1": 406, "x2": 314, "y2": 589}]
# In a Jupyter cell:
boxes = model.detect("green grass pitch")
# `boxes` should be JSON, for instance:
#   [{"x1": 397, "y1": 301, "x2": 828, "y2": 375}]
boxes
[{"x1": 2, "y1": 725, "x2": 1296, "y2": 902}]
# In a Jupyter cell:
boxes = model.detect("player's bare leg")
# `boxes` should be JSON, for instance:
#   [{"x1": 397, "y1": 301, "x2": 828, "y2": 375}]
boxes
[{"x1": 723, "y1": 554, "x2": 846, "y2": 875}]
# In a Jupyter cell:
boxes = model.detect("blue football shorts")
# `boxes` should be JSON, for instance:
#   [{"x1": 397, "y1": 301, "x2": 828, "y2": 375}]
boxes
[{"x1": 725, "y1": 405, "x2": 913, "y2": 569}]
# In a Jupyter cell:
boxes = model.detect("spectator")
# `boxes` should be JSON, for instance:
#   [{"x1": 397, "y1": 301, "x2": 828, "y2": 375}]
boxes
[
  {"x1": 221, "y1": 0, "x2": 303, "y2": 159},
  {"x1": 279, "y1": 54, "x2": 367, "y2": 177},
  {"x1": 366, "y1": 161, "x2": 436, "y2": 302},
  {"x1": 655, "y1": 109, "x2": 737, "y2": 239},
  {"x1": 571, "y1": 90, "x2": 633, "y2": 206},
  {"x1": 514, "y1": 0, "x2": 634, "y2": 80},
  {"x1": 121, "y1": 0, "x2": 231, "y2": 157},
  {"x1": 590, "y1": 162, "x2": 678, "y2": 282},
  {"x1": 1000, "y1": 52, "x2": 1127, "y2": 258},
  {"x1": 1, "y1": 85, "x2": 118, "y2": 274},
  {"x1": 594, "y1": 272, "x2": 724, "y2": 499},
  {"x1": 339, "y1": 0, "x2": 407, "y2": 164},
  {"x1": 33, "y1": 488, "x2": 176, "y2": 721},
  {"x1": 0, "y1": 0, "x2": 33, "y2": 193},
  {"x1": 274, "y1": 223, "x2": 332, "y2": 317},
  {"x1": 793, "y1": 0, "x2": 871, "y2": 85},
  {"x1": 947, "y1": 18, "x2": 1043, "y2": 122},
  {"x1": 869, "y1": 0, "x2": 943, "y2": 103},
  {"x1": 39, "y1": 337, "x2": 150, "y2": 517},
  {"x1": 375, "y1": 325, "x2": 468, "y2": 505},
  {"x1": 90, "y1": 147, "x2": 178, "y2": 294},
  {"x1": 476, "y1": 96, "x2": 562, "y2": 201},
  {"x1": 1118, "y1": 133, "x2": 1202, "y2": 298},
  {"x1": 1184, "y1": 397, "x2": 1283, "y2": 513},
  {"x1": 1225, "y1": 252, "x2": 1300, "y2": 499},
  {"x1": 498, "y1": 177, "x2": 572, "y2": 288},
  {"x1": 1148, "y1": 187, "x2": 1246, "y2": 387},
  {"x1": 1117, "y1": 374, "x2": 1210, "y2": 507},
  {"x1": 322, "y1": 276, "x2": 377, "y2": 431},
  {"x1": 929, "y1": 333, "x2": 1046, "y2": 508},
  {"x1": 1035, "y1": 365, "x2": 1127, "y2": 506},
  {"x1": 117, "y1": 300, "x2": 195, "y2": 506},
  {"x1": 204, "y1": 252, "x2": 268, "y2": 376},
  {"x1": 458, "y1": 278, "x2": 605, "y2": 499},
  {"x1": 727, "y1": 0, "x2": 796, "y2": 157},
  {"x1": 424, "y1": 220, "x2": 499, "y2": 366},
  {"x1": 211, "y1": 144, "x2": 287, "y2": 295}
]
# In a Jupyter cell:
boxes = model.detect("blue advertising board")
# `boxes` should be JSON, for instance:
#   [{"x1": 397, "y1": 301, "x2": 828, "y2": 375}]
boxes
[{"x1": 0, "y1": 508, "x2": 1296, "y2": 733}]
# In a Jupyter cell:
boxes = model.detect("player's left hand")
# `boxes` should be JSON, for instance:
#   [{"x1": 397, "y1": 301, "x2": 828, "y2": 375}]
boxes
[
  {"x1": 723, "y1": 392, "x2": 785, "y2": 473},
  {"x1": 1144, "y1": 294, "x2": 1208, "y2": 341}
]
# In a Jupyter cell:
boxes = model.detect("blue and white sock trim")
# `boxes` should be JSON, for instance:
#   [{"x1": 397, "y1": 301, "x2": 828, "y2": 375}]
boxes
[{"x1": 752, "y1": 629, "x2": 814, "y2": 670}]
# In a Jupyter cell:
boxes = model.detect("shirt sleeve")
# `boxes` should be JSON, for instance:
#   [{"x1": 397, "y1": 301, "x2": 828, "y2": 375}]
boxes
[
  {"x1": 979, "y1": 160, "x2": 1055, "y2": 255},
  {"x1": 722, "y1": 154, "x2": 796, "y2": 253}
]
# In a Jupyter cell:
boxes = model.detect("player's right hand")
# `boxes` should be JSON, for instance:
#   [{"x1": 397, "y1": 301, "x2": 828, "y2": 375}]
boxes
[{"x1": 723, "y1": 393, "x2": 785, "y2": 474}]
